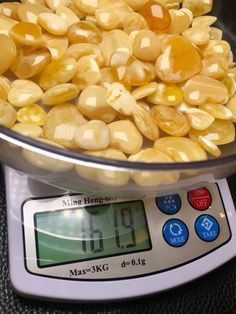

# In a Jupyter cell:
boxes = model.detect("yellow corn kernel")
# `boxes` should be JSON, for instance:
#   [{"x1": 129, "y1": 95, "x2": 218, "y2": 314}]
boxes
[
  {"x1": 12, "y1": 123, "x2": 43, "y2": 138},
  {"x1": 108, "y1": 120, "x2": 143, "y2": 154},
  {"x1": 77, "y1": 85, "x2": 116, "y2": 123},
  {"x1": 72, "y1": 55, "x2": 101, "y2": 90},
  {"x1": 151, "y1": 105, "x2": 191, "y2": 136},
  {"x1": 38, "y1": 12, "x2": 68, "y2": 36},
  {"x1": 22, "y1": 138, "x2": 73, "y2": 172},
  {"x1": 0, "y1": 76, "x2": 11, "y2": 100},
  {"x1": 8, "y1": 80, "x2": 43, "y2": 107},
  {"x1": 154, "y1": 136, "x2": 207, "y2": 161},
  {"x1": 200, "y1": 55, "x2": 228, "y2": 79},
  {"x1": 167, "y1": 8, "x2": 192, "y2": 34},
  {"x1": 189, "y1": 119, "x2": 235, "y2": 145},
  {"x1": 43, "y1": 33, "x2": 68, "y2": 59},
  {"x1": 18, "y1": 3, "x2": 51, "y2": 24},
  {"x1": 43, "y1": 103, "x2": 87, "y2": 148},
  {"x1": 182, "y1": 0, "x2": 213, "y2": 17},
  {"x1": 56, "y1": 7, "x2": 80, "y2": 26},
  {"x1": 129, "y1": 148, "x2": 180, "y2": 187},
  {"x1": 131, "y1": 82, "x2": 158, "y2": 100},
  {"x1": 122, "y1": 0, "x2": 148, "y2": 11},
  {"x1": 0, "y1": 34, "x2": 16, "y2": 75},
  {"x1": 123, "y1": 12, "x2": 148, "y2": 35},
  {"x1": 209, "y1": 27, "x2": 223, "y2": 40},
  {"x1": 45, "y1": 0, "x2": 70, "y2": 11},
  {"x1": 42, "y1": 83, "x2": 79, "y2": 105},
  {"x1": 9, "y1": 22, "x2": 43, "y2": 46},
  {"x1": 0, "y1": 100, "x2": 17, "y2": 128},
  {"x1": 185, "y1": 108, "x2": 215, "y2": 130},
  {"x1": 133, "y1": 103, "x2": 160, "y2": 141},
  {"x1": 67, "y1": 21, "x2": 102, "y2": 44},
  {"x1": 147, "y1": 83, "x2": 183, "y2": 106},
  {"x1": 201, "y1": 40, "x2": 231, "y2": 58},
  {"x1": 39, "y1": 56, "x2": 77, "y2": 90},
  {"x1": 198, "y1": 135, "x2": 222, "y2": 157},
  {"x1": 223, "y1": 73, "x2": 236, "y2": 99},
  {"x1": 226, "y1": 94, "x2": 236, "y2": 122},
  {"x1": 183, "y1": 75, "x2": 228, "y2": 105},
  {"x1": 0, "y1": 15, "x2": 18, "y2": 36},
  {"x1": 0, "y1": 2, "x2": 20, "y2": 21},
  {"x1": 199, "y1": 103, "x2": 233, "y2": 120},
  {"x1": 17, "y1": 104, "x2": 47, "y2": 126},
  {"x1": 65, "y1": 43, "x2": 104, "y2": 66},
  {"x1": 74, "y1": 0, "x2": 98, "y2": 14},
  {"x1": 99, "y1": 67, "x2": 117, "y2": 88},
  {"x1": 192, "y1": 15, "x2": 217, "y2": 28},
  {"x1": 182, "y1": 26, "x2": 210, "y2": 46}
]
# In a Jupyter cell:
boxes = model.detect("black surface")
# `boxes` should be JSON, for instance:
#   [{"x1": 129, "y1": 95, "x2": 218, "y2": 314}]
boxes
[{"x1": 1, "y1": 166, "x2": 236, "y2": 313}]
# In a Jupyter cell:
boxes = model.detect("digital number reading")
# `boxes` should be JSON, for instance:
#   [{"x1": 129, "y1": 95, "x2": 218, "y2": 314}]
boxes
[{"x1": 35, "y1": 200, "x2": 151, "y2": 267}]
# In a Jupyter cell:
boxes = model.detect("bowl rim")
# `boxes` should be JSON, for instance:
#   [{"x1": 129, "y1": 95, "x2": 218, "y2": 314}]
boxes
[{"x1": 1, "y1": 125, "x2": 236, "y2": 172}]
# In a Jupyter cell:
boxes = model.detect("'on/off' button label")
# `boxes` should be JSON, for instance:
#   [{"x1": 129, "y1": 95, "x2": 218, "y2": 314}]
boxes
[{"x1": 187, "y1": 187, "x2": 212, "y2": 211}]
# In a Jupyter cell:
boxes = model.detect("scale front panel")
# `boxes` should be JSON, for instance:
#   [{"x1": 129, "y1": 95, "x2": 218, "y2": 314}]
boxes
[{"x1": 22, "y1": 183, "x2": 231, "y2": 280}]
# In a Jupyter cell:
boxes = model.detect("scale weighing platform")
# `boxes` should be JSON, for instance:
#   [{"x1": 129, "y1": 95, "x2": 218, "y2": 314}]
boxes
[{"x1": 4, "y1": 166, "x2": 236, "y2": 302}]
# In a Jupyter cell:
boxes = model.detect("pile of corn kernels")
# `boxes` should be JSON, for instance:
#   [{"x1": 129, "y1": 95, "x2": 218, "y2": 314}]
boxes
[{"x1": 0, "y1": 0, "x2": 236, "y2": 165}]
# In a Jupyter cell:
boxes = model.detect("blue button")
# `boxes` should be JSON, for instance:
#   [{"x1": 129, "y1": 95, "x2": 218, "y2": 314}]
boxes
[
  {"x1": 195, "y1": 215, "x2": 220, "y2": 242},
  {"x1": 156, "y1": 194, "x2": 181, "y2": 215},
  {"x1": 163, "y1": 219, "x2": 189, "y2": 247}
]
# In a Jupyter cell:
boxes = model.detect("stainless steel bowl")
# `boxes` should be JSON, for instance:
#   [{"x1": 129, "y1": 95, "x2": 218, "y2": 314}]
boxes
[{"x1": 0, "y1": 0, "x2": 236, "y2": 197}]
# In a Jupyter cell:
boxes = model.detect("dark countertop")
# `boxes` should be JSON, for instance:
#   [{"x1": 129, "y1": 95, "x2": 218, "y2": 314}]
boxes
[{"x1": 1, "y1": 166, "x2": 236, "y2": 314}]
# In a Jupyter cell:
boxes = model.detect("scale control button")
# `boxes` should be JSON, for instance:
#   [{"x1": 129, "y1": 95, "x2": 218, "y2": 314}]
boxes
[
  {"x1": 163, "y1": 219, "x2": 189, "y2": 247},
  {"x1": 195, "y1": 215, "x2": 220, "y2": 242},
  {"x1": 156, "y1": 194, "x2": 181, "y2": 215},
  {"x1": 187, "y1": 187, "x2": 212, "y2": 211}
]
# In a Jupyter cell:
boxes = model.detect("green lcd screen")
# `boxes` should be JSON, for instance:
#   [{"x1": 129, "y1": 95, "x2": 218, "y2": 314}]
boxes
[{"x1": 34, "y1": 200, "x2": 151, "y2": 267}]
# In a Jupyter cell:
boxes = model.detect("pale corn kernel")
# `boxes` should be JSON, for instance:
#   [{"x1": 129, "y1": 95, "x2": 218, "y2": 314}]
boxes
[
  {"x1": 123, "y1": 12, "x2": 148, "y2": 35},
  {"x1": 110, "y1": 51, "x2": 155, "y2": 86},
  {"x1": 147, "y1": 83, "x2": 183, "y2": 106},
  {"x1": 85, "y1": 15, "x2": 97, "y2": 23},
  {"x1": 182, "y1": 26, "x2": 210, "y2": 46},
  {"x1": 56, "y1": 7, "x2": 80, "y2": 26},
  {"x1": 198, "y1": 136, "x2": 222, "y2": 157},
  {"x1": 175, "y1": 101, "x2": 193, "y2": 113},
  {"x1": 183, "y1": 75, "x2": 228, "y2": 106},
  {"x1": 43, "y1": 103, "x2": 87, "y2": 148},
  {"x1": 42, "y1": 83, "x2": 79, "y2": 105},
  {"x1": 228, "y1": 51, "x2": 235, "y2": 68},
  {"x1": 38, "y1": 12, "x2": 68, "y2": 36},
  {"x1": 39, "y1": 56, "x2": 78, "y2": 90},
  {"x1": 200, "y1": 55, "x2": 228, "y2": 79},
  {"x1": 99, "y1": 67, "x2": 117, "y2": 88},
  {"x1": 77, "y1": 85, "x2": 116, "y2": 123},
  {"x1": 155, "y1": 35, "x2": 202, "y2": 83},
  {"x1": 131, "y1": 82, "x2": 158, "y2": 100},
  {"x1": 8, "y1": 80, "x2": 43, "y2": 107},
  {"x1": 74, "y1": 120, "x2": 110, "y2": 150},
  {"x1": 67, "y1": 0, "x2": 86, "y2": 19},
  {"x1": 153, "y1": 136, "x2": 207, "y2": 161},
  {"x1": 223, "y1": 73, "x2": 236, "y2": 98},
  {"x1": 95, "y1": 0, "x2": 132, "y2": 30},
  {"x1": 106, "y1": 83, "x2": 137, "y2": 116},
  {"x1": 133, "y1": 29, "x2": 162, "y2": 62},
  {"x1": 11, "y1": 123, "x2": 43, "y2": 138},
  {"x1": 65, "y1": 43, "x2": 104, "y2": 66},
  {"x1": 43, "y1": 33, "x2": 68, "y2": 59},
  {"x1": 22, "y1": 138, "x2": 73, "y2": 172},
  {"x1": 18, "y1": 3, "x2": 51, "y2": 24},
  {"x1": 0, "y1": 15, "x2": 18, "y2": 36},
  {"x1": 189, "y1": 119, "x2": 235, "y2": 146},
  {"x1": 45, "y1": 0, "x2": 70, "y2": 11},
  {"x1": 185, "y1": 108, "x2": 215, "y2": 130},
  {"x1": 201, "y1": 40, "x2": 231, "y2": 58},
  {"x1": 72, "y1": 55, "x2": 101, "y2": 90},
  {"x1": 122, "y1": 0, "x2": 148, "y2": 11},
  {"x1": 0, "y1": 34, "x2": 16, "y2": 75},
  {"x1": 192, "y1": 15, "x2": 217, "y2": 28},
  {"x1": 67, "y1": 21, "x2": 101, "y2": 44},
  {"x1": 226, "y1": 94, "x2": 236, "y2": 123},
  {"x1": 209, "y1": 27, "x2": 223, "y2": 40},
  {"x1": 21, "y1": 0, "x2": 46, "y2": 5},
  {"x1": 133, "y1": 103, "x2": 160, "y2": 141},
  {"x1": 108, "y1": 120, "x2": 143, "y2": 154},
  {"x1": 11, "y1": 46, "x2": 51, "y2": 79},
  {"x1": 17, "y1": 104, "x2": 47, "y2": 126},
  {"x1": 199, "y1": 103, "x2": 233, "y2": 120},
  {"x1": 74, "y1": 0, "x2": 98, "y2": 15},
  {"x1": 76, "y1": 149, "x2": 130, "y2": 186},
  {"x1": 167, "y1": 1, "x2": 180, "y2": 10},
  {"x1": 182, "y1": 0, "x2": 213, "y2": 17},
  {"x1": 99, "y1": 30, "x2": 133, "y2": 66},
  {"x1": 129, "y1": 148, "x2": 180, "y2": 187},
  {"x1": 0, "y1": 76, "x2": 12, "y2": 100},
  {"x1": 0, "y1": 100, "x2": 17, "y2": 128},
  {"x1": 151, "y1": 105, "x2": 191, "y2": 136},
  {"x1": 167, "y1": 9, "x2": 192, "y2": 34},
  {"x1": 0, "y1": 2, "x2": 20, "y2": 20},
  {"x1": 9, "y1": 22, "x2": 43, "y2": 46}
]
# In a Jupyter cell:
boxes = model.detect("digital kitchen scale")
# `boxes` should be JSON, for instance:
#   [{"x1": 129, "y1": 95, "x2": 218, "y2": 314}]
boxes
[{"x1": 5, "y1": 166, "x2": 236, "y2": 302}]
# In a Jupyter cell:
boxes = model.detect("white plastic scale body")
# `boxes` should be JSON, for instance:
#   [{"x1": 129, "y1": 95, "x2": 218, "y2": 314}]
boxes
[{"x1": 5, "y1": 165, "x2": 236, "y2": 302}]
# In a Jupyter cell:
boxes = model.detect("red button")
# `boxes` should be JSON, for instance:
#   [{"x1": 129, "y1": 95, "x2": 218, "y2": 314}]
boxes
[{"x1": 187, "y1": 187, "x2": 212, "y2": 211}]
